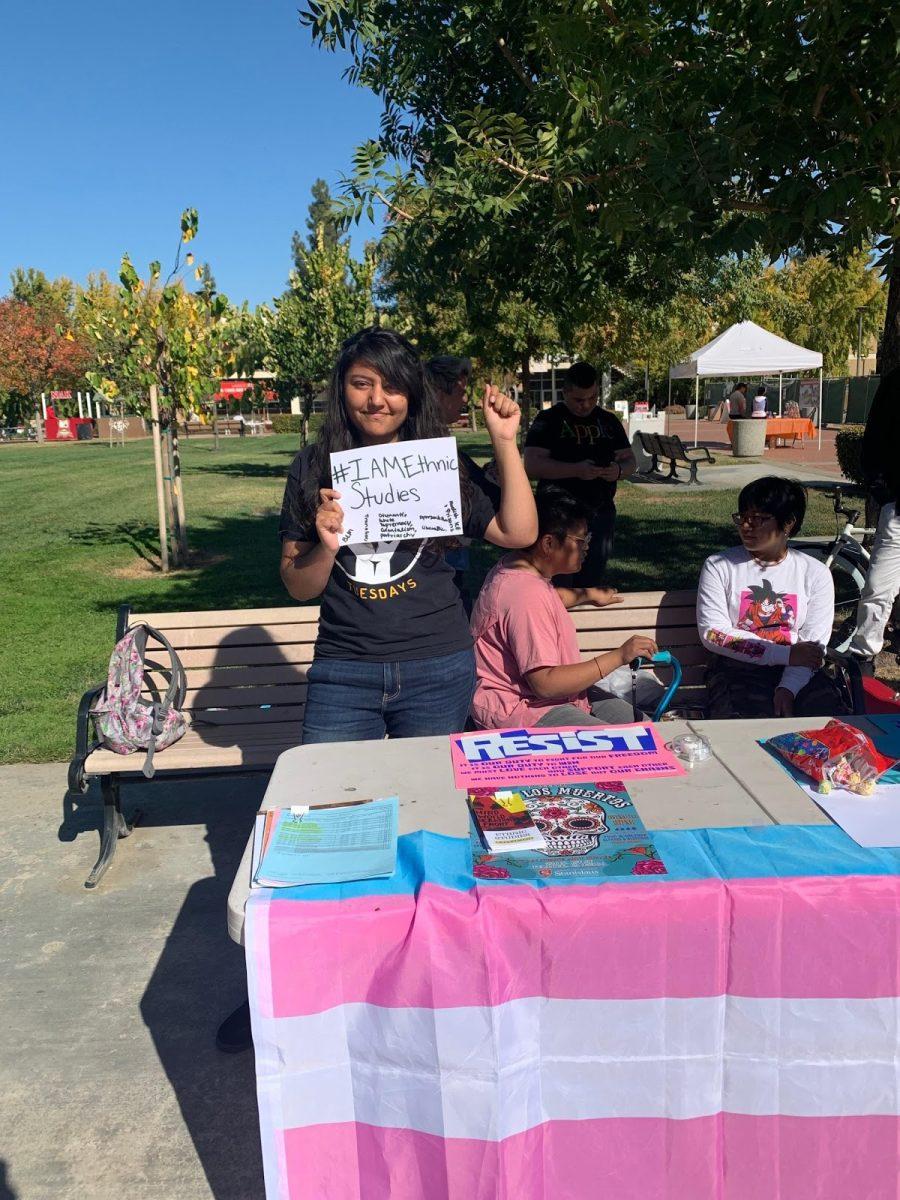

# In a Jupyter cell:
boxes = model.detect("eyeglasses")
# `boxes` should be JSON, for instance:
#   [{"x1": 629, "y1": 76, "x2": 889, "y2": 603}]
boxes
[
  {"x1": 732, "y1": 512, "x2": 775, "y2": 529},
  {"x1": 567, "y1": 533, "x2": 593, "y2": 548}
]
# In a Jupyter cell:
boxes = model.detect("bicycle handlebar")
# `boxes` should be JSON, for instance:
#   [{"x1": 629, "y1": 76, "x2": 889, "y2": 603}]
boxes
[{"x1": 808, "y1": 483, "x2": 865, "y2": 523}]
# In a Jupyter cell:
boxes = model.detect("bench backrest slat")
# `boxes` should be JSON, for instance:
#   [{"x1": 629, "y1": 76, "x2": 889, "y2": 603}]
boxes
[
  {"x1": 142, "y1": 622, "x2": 319, "y2": 651},
  {"x1": 130, "y1": 590, "x2": 706, "y2": 725},
  {"x1": 130, "y1": 606, "x2": 319, "y2": 629}
]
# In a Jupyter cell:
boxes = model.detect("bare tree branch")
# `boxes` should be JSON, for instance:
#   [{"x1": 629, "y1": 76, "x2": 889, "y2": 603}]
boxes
[
  {"x1": 374, "y1": 189, "x2": 414, "y2": 221},
  {"x1": 497, "y1": 38, "x2": 535, "y2": 92}
]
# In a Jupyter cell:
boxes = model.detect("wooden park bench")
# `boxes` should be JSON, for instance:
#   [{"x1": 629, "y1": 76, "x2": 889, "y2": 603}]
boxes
[
  {"x1": 68, "y1": 594, "x2": 708, "y2": 888},
  {"x1": 68, "y1": 591, "x2": 861, "y2": 889},
  {"x1": 637, "y1": 431, "x2": 715, "y2": 485},
  {"x1": 68, "y1": 603, "x2": 318, "y2": 889}
]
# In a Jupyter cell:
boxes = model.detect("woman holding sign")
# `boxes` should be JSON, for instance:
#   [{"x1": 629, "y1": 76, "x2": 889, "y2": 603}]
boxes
[{"x1": 279, "y1": 327, "x2": 537, "y2": 742}]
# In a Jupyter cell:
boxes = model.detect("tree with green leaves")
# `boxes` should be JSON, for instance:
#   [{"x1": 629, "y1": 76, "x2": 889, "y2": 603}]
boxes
[
  {"x1": 291, "y1": 178, "x2": 345, "y2": 279},
  {"x1": 379, "y1": 233, "x2": 557, "y2": 427},
  {"x1": 575, "y1": 250, "x2": 886, "y2": 390},
  {"x1": 302, "y1": 1, "x2": 900, "y2": 371},
  {"x1": 269, "y1": 229, "x2": 376, "y2": 443},
  {"x1": 9, "y1": 267, "x2": 75, "y2": 325},
  {"x1": 80, "y1": 210, "x2": 234, "y2": 568}
]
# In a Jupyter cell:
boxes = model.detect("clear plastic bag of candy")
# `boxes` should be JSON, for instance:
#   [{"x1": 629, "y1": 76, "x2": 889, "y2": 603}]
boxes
[{"x1": 766, "y1": 719, "x2": 898, "y2": 795}]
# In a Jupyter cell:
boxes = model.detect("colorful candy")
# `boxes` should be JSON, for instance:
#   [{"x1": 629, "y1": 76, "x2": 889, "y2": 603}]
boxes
[{"x1": 768, "y1": 720, "x2": 897, "y2": 796}]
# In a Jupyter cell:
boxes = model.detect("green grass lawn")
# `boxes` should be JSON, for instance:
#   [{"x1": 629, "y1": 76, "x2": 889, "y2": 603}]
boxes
[{"x1": 0, "y1": 433, "x2": 838, "y2": 764}]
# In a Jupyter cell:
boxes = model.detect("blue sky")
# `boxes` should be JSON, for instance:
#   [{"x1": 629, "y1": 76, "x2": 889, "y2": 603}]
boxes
[{"x1": 0, "y1": 0, "x2": 384, "y2": 307}]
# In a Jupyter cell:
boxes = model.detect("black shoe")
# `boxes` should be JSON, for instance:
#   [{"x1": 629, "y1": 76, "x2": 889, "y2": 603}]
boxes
[{"x1": 216, "y1": 1000, "x2": 252, "y2": 1053}]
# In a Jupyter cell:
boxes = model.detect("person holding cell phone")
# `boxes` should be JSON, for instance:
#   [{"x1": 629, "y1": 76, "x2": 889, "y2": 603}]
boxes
[{"x1": 524, "y1": 361, "x2": 636, "y2": 586}]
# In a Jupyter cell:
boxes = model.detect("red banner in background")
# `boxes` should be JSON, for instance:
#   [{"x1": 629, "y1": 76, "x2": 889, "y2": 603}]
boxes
[
  {"x1": 218, "y1": 379, "x2": 252, "y2": 397},
  {"x1": 215, "y1": 379, "x2": 276, "y2": 402},
  {"x1": 44, "y1": 416, "x2": 93, "y2": 440}
]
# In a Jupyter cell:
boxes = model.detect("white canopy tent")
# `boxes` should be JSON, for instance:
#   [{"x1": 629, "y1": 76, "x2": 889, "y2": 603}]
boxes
[{"x1": 668, "y1": 321, "x2": 824, "y2": 449}]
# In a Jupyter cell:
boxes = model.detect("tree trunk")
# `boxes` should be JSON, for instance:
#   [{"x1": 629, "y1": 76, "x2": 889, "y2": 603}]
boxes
[
  {"x1": 520, "y1": 349, "x2": 534, "y2": 439},
  {"x1": 148, "y1": 384, "x2": 170, "y2": 573},
  {"x1": 169, "y1": 422, "x2": 189, "y2": 561},
  {"x1": 33, "y1": 404, "x2": 44, "y2": 443},
  {"x1": 468, "y1": 389, "x2": 478, "y2": 433},
  {"x1": 162, "y1": 428, "x2": 181, "y2": 567},
  {"x1": 302, "y1": 388, "x2": 312, "y2": 447},
  {"x1": 877, "y1": 242, "x2": 900, "y2": 377}
]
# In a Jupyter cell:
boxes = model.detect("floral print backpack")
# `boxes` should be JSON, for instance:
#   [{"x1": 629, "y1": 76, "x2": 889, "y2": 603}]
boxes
[{"x1": 90, "y1": 624, "x2": 188, "y2": 778}]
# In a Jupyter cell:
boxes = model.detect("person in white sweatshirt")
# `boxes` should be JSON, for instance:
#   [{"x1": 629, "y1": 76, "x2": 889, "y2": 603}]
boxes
[{"x1": 697, "y1": 476, "x2": 847, "y2": 718}]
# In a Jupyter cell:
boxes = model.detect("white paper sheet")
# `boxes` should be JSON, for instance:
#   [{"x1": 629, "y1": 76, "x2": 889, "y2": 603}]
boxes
[
  {"x1": 763, "y1": 720, "x2": 900, "y2": 848},
  {"x1": 330, "y1": 436, "x2": 463, "y2": 544},
  {"x1": 798, "y1": 777, "x2": 900, "y2": 848}
]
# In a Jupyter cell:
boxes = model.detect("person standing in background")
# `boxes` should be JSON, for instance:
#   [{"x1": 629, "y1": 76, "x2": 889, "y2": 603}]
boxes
[
  {"x1": 524, "y1": 361, "x2": 636, "y2": 586},
  {"x1": 728, "y1": 382, "x2": 749, "y2": 418},
  {"x1": 426, "y1": 355, "x2": 500, "y2": 611},
  {"x1": 847, "y1": 367, "x2": 900, "y2": 673},
  {"x1": 427, "y1": 355, "x2": 471, "y2": 428}
]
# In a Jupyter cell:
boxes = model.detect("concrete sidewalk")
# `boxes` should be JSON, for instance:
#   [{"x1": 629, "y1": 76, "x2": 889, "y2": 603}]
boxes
[
  {"x1": 0, "y1": 764, "x2": 268, "y2": 1200},
  {"x1": 627, "y1": 456, "x2": 844, "y2": 492}
]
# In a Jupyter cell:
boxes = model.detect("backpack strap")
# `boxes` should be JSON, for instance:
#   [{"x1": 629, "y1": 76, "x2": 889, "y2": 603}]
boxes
[{"x1": 128, "y1": 624, "x2": 187, "y2": 779}]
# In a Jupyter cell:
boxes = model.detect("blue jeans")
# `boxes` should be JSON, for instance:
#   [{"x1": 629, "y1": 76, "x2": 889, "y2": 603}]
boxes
[{"x1": 301, "y1": 647, "x2": 476, "y2": 743}]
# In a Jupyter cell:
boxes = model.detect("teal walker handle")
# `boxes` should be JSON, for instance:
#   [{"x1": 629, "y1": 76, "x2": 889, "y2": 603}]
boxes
[{"x1": 631, "y1": 651, "x2": 682, "y2": 722}]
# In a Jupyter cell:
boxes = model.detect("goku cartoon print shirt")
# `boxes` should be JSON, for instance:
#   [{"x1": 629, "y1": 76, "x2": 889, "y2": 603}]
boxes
[{"x1": 696, "y1": 545, "x2": 834, "y2": 695}]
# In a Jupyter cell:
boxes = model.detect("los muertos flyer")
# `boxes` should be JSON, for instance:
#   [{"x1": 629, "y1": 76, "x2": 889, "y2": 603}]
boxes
[{"x1": 469, "y1": 781, "x2": 668, "y2": 883}]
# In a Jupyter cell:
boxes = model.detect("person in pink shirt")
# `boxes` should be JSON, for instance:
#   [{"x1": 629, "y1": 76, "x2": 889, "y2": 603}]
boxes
[{"x1": 470, "y1": 486, "x2": 657, "y2": 729}]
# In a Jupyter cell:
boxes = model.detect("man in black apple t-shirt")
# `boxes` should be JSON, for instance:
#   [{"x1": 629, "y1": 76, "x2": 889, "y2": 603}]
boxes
[{"x1": 524, "y1": 361, "x2": 636, "y2": 585}]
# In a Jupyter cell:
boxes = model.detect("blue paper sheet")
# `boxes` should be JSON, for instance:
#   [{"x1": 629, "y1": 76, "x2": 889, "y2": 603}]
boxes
[
  {"x1": 870, "y1": 714, "x2": 900, "y2": 765},
  {"x1": 254, "y1": 798, "x2": 398, "y2": 887}
]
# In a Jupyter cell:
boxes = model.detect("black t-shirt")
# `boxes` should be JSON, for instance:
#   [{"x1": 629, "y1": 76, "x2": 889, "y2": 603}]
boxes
[
  {"x1": 279, "y1": 447, "x2": 498, "y2": 661},
  {"x1": 525, "y1": 402, "x2": 630, "y2": 507}
]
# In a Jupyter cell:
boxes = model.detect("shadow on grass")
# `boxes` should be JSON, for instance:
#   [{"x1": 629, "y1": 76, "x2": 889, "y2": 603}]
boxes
[
  {"x1": 610, "y1": 511, "x2": 733, "y2": 591},
  {"x1": 85, "y1": 512, "x2": 294, "y2": 618},
  {"x1": 63, "y1": 775, "x2": 268, "y2": 1199},
  {"x1": 192, "y1": 460, "x2": 296, "y2": 479},
  {"x1": 68, "y1": 522, "x2": 162, "y2": 568},
  {"x1": 464, "y1": 510, "x2": 733, "y2": 598}
]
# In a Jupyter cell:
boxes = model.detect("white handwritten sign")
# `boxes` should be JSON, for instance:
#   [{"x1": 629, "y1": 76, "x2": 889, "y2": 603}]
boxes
[{"x1": 330, "y1": 436, "x2": 464, "y2": 544}]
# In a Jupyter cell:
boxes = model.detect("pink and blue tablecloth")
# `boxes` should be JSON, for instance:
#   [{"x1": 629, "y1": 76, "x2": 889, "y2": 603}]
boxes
[{"x1": 246, "y1": 824, "x2": 900, "y2": 1200}]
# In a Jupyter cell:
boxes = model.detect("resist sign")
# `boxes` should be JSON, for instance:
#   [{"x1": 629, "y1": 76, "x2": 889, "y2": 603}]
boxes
[
  {"x1": 450, "y1": 724, "x2": 684, "y2": 788},
  {"x1": 330, "y1": 437, "x2": 464, "y2": 544}
]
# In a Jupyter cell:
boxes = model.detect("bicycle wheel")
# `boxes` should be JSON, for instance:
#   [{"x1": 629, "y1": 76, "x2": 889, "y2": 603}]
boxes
[{"x1": 792, "y1": 544, "x2": 866, "y2": 652}]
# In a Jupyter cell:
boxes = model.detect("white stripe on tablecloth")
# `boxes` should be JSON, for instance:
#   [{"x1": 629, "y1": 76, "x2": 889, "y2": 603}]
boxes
[{"x1": 252, "y1": 995, "x2": 900, "y2": 1139}]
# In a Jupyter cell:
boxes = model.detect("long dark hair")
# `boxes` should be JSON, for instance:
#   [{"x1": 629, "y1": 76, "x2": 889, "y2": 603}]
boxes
[{"x1": 294, "y1": 326, "x2": 468, "y2": 534}]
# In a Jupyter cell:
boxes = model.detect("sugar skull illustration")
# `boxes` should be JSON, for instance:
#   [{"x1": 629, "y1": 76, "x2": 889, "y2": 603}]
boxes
[{"x1": 523, "y1": 794, "x2": 609, "y2": 857}]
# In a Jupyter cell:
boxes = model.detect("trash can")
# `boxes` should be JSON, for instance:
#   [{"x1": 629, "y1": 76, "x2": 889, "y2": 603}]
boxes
[{"x1": 731, "y1": 419, "x2": 767, "y2": 458}]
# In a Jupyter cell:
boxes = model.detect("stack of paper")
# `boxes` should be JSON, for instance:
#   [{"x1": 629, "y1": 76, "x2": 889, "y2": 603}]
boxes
[{"x1": 251, "y1": 797, "x2": 398, "y2": 888}]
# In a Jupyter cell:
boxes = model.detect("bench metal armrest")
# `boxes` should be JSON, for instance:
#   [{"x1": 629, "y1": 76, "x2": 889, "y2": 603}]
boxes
[
  {"x1": 680, "y1": 444, "x2": 713, "y2": 462},
  {"x1": 68, "y1": 684, "x2": 105, "y2": 793}
]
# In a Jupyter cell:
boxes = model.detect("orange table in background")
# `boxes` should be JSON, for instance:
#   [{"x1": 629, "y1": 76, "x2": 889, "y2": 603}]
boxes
[{"x1": 727, "y1": 417, "x2": 816, "y2": 448}]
